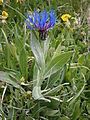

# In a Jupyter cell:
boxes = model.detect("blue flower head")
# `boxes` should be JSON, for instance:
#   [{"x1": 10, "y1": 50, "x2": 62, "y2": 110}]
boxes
[{"x1": 25, "y1": 9, "x2": 56, "y2": 40}]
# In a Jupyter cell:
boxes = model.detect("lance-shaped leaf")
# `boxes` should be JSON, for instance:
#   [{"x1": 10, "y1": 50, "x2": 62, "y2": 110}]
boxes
[
  {"x1": 30, "y1": 32, "x2": 45, "y2": 71},
  {"x1": 19, "y1": 48, "x2": 28, "y2": 79},
  {"x1": 44, "y1": 51, "x2": 73, "y2": 78},
  {"x1": 32, "y1": 64, "x2": 50, "y2": 102},
  {"x1": 0, "y1": 71, "x2": 23, "y2": 91}
]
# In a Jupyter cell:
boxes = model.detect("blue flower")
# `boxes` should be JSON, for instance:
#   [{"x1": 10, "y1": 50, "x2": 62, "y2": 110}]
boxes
[{"x1": 25, "y1": 9, "x2": 56, "y2": 31}]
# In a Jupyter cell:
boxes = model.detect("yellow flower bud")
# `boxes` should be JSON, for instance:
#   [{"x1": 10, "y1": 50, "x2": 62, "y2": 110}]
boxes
[
  {"x1": 0, "y1": 0, "x2": 3, "y2": 5},
  {"x1": 2, "y1": 11, "x2": 8, "y2": 19},
  {"x1": 61, "y1": 14, "x2": 71, "y2": 22}
]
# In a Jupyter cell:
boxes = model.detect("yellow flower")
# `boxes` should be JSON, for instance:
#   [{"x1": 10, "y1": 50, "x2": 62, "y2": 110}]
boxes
[
  {"x1": 2, "y1": 11, "x2": 8, "y2": 19},
  {"x1": 61, "y1": 14, "x2": 71, "y2": 22},
  {"x1": 0, "y1": 0, "x2": 3, "y2": 5}
]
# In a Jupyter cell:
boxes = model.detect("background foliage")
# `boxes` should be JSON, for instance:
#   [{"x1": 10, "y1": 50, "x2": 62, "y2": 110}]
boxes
[{"x1": 0, "y1": 0, "x2": 90, "y2": 120}]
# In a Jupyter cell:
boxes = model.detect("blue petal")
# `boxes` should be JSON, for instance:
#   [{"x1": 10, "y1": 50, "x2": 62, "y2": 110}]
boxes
[
  {"x1": 34, "y1": 11, "x2": 40, "y2": 28},
  {"x1": 49, "y1": 10, "x2": 56, "y2": 27},
  {"x1": 25, "y1": 9, "x2": 56, "y2": 31},
  {"x1": 28, "y1": 15, "x2": 34, "y2": 24},
  {"x1": 40, "y1": 10, "x2": 48, "y2": 29},
  {"x1": 25, "y1": 19, "x2": 34, "y2": 30}
]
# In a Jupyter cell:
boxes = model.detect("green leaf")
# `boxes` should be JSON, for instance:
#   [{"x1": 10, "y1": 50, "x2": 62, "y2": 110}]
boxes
[
  {"x1": 30, "y1": 32, "x2": 45, "y2": 71},
  {"x1": 72, "y1": 100, "x2": 81, "y2": 120},
  {"x1": 32, "y1": 64, "x2": 50, "y2": 102},
  {"x1": 59, "y1": 116, "x2": 70, "y2": 120},
  {"x1": 9, "y1": 42, "x2": 18, "y2": 60},
  {"x1": 45, "y1": 108, "x2": 59, "y2": 116},
  {"x1": 69, "y1": 78, "x2": 86, "y2": 105},
  {"x1": 44, "y1": 83, "x2": 69, "y2": 96},
  {"x1": 43, "y1": 37, "x2": 51, "y2": 58},
  {"x1": 47, "y1": 70, "x2": 61, "y2": 88},
  {"x1": 0, "y1": 71, "x2": 23, "y2": 90},
  {"x1": 44, "y1": 51, "x2": 73, "y2": 78},
  {"x1": 32, "y1": 86, "x2": 50, "y2": 102},
  {"x1": 19, "y1": 48, "x2": 28, "y2": 79}
]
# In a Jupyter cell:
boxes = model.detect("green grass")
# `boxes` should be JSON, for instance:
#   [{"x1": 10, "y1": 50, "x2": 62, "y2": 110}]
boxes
[{"x1": 0, "y1": 0, "x2": 90, "y2": 120}]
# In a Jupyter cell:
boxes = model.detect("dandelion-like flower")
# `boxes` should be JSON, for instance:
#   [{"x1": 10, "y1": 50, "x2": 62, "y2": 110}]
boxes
[
  {"x1": 0, "y1": 0, "x2": 3, "y2": 5},
  {"x1": 25, "y1": 9, "x2": 56, "y2": 40},
  {"x1": 0, "y1": 11, "x2": 8, "y2": 23},
  {"x1": 2, "y1": 11, "x2": 8, "y2": 19},
  {"x1": 61, "y1": 14, "x2": 71, "y2": 22}
]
